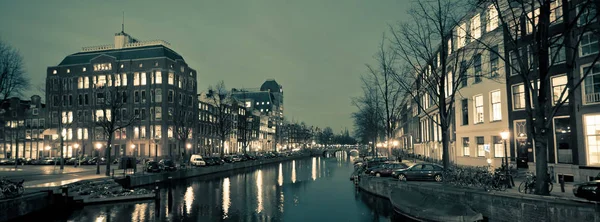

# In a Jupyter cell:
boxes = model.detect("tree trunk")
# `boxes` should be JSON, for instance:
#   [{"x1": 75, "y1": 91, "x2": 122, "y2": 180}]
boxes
[
  {"x1": 105, "y1": 134, "x2": 113, "y2": 176},
  {"x1": 59, "y1": 131, "x2": 64, "y2": 169},
  {"x1": 441, "y1": 128, "x2": 450, "y2": 170},
  {"x1": 14, "y1": 129, "x2": 19, "y2": 169}
]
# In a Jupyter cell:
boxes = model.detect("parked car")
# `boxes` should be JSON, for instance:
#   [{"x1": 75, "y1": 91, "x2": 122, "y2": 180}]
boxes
[
  {"x1": 223, "y1": 156, "x2": 234, "y2": 163},
  {"x1": 244, "y1": 154, "x2": 257, "y2": 161},
  {"x1": 0, "y1": 158, "x2": 11, "y2": 165},
  {"x1": 41, "y1": 157, "x2": 55, "y2": 165},
  {"x1": 159, "y1": 159, "x2": 177, "y2": 171},
  {"x1": 370, "y1": 162, "x2": 410, "y2": 177},
  {"x1": 87, "y1": 157, "x2": 107, "y2": 165},
  {"x1": 203, "y1": 157, "x2": 216, "y2": 166},
  {"x1": 66, "y1": 157, "x2": 80, "y2": 165},
  {"x1": 190, "y1": 155, "x2": 206, "y2": 167},
  {"x1": 391, "y1": 163, "x2": 445, "y2": 182},
  {"x1": 145, "y1": 161, "x2": 161, "y2": 173},
  {"x1": 212, "y1": 157, "x2": 225, "y2": 165},
  {"x1": 573, "y1": 179, "x2": 600, "y2": 201},
  {"x1": 232, "y1": 155, "x2": 242, "y2": 162}
]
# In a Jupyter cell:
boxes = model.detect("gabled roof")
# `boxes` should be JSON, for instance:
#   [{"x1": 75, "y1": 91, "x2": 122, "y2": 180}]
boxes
[
  {"x1": 260, "y1": 79, "x2": 281, "y2": 93},
  {"x1": 57, "y1": 45, "x2": 184, "y2": 66}
]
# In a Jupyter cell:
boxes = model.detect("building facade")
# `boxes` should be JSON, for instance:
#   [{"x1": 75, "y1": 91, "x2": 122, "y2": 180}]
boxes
[
  {"x1": 0, "y1": 96, "x2": 46, "y2": 159},
  {"x1": 46, "y1": 31, "x2": 198, "y2": 160}
]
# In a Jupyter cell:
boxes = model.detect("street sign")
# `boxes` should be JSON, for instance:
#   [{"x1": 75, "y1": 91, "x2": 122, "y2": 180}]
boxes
[{"x1": 484, "y1": 144, "x2": 490, "y2": 153}]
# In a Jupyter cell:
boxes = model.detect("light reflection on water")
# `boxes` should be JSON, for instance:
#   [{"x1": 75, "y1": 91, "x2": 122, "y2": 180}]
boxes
[{"x1": 47, "y1": 152, "x2": 398, "y2": 222}]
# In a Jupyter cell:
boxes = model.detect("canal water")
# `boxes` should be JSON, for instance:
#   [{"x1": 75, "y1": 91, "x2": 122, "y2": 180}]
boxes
[{"x1": 43, "y1": 152, "x2": 406, "y2": 222}]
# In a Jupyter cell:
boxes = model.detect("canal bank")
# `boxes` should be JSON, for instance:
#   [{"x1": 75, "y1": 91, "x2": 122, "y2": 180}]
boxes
[
  {"x1": 3, "y1": 153, "x2": 314, "y2": 222},
  {"x1": 357, "y1": 176, "x2": 600, "y2": 222},
  {"x1": 121, "y1": 153, "x2": 313, "y2": 188}
]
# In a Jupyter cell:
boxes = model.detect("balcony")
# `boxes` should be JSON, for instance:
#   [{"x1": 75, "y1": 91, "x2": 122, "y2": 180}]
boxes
[{"x1": 585, "y1": 92, "x2": 600, "y2": 104}]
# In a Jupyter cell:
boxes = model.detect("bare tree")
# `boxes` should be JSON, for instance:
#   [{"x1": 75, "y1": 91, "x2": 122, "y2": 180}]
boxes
[
  {"x1": 389, "y1": 0, "x2": 478, "y2": 170},
  {"x1": 318, "y1": 127, "x2": 334, "y2": 148},
  {"x1": 352, "y1": 75, "x2": 384, "y2": 156},
  {"x1": 366, "y1": 35, "x2": 403, "y2": 157},
  {"x1": 0, "y1": 40, "x2": 29, "y2": 100},
  {"x1": 468, "y1": 0, "x2": 600, "y2": 195},
  {"x1": 173, "y1": 101, "x2": 195, "y2": 163},
  {"x1": 92, "y1": 71, "x2": 138, "y2": 176},
  {"x1": 206, "y1": 81, "x2": 235, "y2": 157}
]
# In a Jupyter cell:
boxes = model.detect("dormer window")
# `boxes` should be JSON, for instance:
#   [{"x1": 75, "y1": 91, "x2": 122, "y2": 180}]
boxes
[
  {"x1": 154, "y1": 62, "x2": 159, "y2": 67},
  {"x1": 52, "y1": 70, "x2": 57, "y2": 74},
  {"x1": 83, "y1": 67, "x2": 86, "y2": 72},
  {"x1": 66, "y1": 69, "x2": 70, "y2": 74},
  {"x1": 120, "y1": 64, "x2": 124, "y2": 69},
  {"x1": 180, "y1": 66, "x2": 185, "y2": 72},
  {"x1": 139, "y1": 63, "x2": 143, "y2": 68},
  {"x1": 93, "y1": 63, "x2": 111, "y2": 71}
]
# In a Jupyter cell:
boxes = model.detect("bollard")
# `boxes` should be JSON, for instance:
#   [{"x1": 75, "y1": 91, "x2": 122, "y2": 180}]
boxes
[
  {"x1": 61, "y1": 185, "x2": 69, "y2": 205},
  {"x1": 560, "y1": 175, "x2": 565, "y2": 193}
]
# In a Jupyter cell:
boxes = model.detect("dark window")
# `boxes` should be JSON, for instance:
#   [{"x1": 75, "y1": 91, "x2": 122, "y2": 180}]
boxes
[
  {"x1": 490, "y1": 45, "x2": 499, "y2": 77},
  {"x1": 78, "y1": 95, "x2": 83, "y2": 106},
  {"x1": 460, "y1": 61, "x2": 468, "y2": 87},
  {"x1": 68, "y1": 95, "x2": 73, "y2": 106},
  {"x1": 168, "y1": 90, "x2": 174, "y2": 103},
  {"x1": 461, "y1": 99, "x2": 469, "y2": 125},
  {"x1": 134, "y1": 91, "x2": 140, "y2": 103},
  {"x1": 122, "y1": 92, "x2": 127, "y2": 103},
  {"x1": 84, "y1": 94, "x2": 89, "y2": 105},
  {"x1": 141, "y1": 90, "x2": 146, "y2": 103},
  {"x1": 141, "y1": 109, "x2": 146, "y2": 120},
  {"x1": 474, "y1": 54, "x2": 482, "y2": 83},
  {"x1": 555, "y1": 117, "x2": 572, "y2": 163}
]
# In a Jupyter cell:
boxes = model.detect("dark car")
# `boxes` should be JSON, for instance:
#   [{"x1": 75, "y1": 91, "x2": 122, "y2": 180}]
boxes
[
  {"x1": 573, "y1": 180, "x2": 600, "y2": 201},
  {"x1": 66, "y1": 157, "x2": 79, "y2": 165},
  {"x1": 145, "y1": 161, "x2": 161, "y2": 173},
  {"x1": 370, "y1": 163, "x2": 410, "y2": 177},
  {"x1": 391, "y1": 163, "x2": 444, "y2": 182},
  {"x1": 159, "y1": 159, "x2": 177, "y2": 171},
  {"x1": 212, "y1": 157, "x2": 225, "y2": 165},
  {"x1": 0, "y1": 158, "x2": 11, "y2": 165},
  {"x1": 223, "y1": 156, "x2": 234, "y2": 163},
  {"x1": 87, "y1": 157, "x2": 107, "y2": 165},
  {"x1": 203, "y1": 157, "x2": 216, "y2": 166}
]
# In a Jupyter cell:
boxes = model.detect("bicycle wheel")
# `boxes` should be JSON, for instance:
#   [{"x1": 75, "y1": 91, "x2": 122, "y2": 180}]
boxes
[
  {"x1": 518, "y1": 181, "x2": 528, "y2": 193},
  {"x1": 16, "y1": 186, "x2": 24, "y2": 196}
]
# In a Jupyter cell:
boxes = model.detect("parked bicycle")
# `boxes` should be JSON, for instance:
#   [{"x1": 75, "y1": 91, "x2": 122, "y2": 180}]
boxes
[
  {"x1": 518, "y1": 172, "x2": 553, "y2": 194},
  {"x1": 0, "y1": 178, "x2": 24, "y2": 199}
]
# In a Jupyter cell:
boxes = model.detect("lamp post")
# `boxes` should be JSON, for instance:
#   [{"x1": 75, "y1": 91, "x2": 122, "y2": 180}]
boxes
[
  {"x1": 95, "y1": 143, "x2": 101, "y2": 175},
  {"x1": 131, "y1": 144, "x2": 136, "y2": 157},
  {"x1": 500, "y1": 131, "x2": 511, "y2": 188},
  {"x1": 74, "y1": 143, "x2": 80, "y2": 167},
  {"x1": 45, "y1": 146, "x2": 51, "y2": 158}
]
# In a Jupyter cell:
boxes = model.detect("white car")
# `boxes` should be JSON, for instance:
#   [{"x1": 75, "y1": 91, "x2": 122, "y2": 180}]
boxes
[{"x1": 190, "y1": 155, "x2": 206, "y2": 166}]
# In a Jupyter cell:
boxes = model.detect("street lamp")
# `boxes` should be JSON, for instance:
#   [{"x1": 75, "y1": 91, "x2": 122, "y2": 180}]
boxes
[
  {"x1": 131, "y1": 144, "x2": 136, "y2": 157},
  {"x1": 95, "y1": 143, "x2": 102, "y2": 175},
  {"x1": 500, "y1": 131, "x2": 511, "y2": 188},
  {"x1": 74, "y1": 144, "x2": 80, "y2": 167},
  {"x1": 45, "y1": 146, "x2": 51, "y2": 158}
]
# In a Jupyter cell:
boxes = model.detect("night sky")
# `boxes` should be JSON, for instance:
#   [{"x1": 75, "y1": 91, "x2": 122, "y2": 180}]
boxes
[{"x1": 0, "y1": 0, "x2": 410, "y2": 132}]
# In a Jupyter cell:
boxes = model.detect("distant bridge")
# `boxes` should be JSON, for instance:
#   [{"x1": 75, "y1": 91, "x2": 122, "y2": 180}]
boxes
[{"x1": 312, "y1": 146, "x2": 367, "y2": 157}]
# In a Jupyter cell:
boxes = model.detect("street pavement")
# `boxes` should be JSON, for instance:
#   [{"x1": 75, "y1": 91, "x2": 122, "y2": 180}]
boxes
[{"x1": 0, "y1": 165, "x2": 111, "y2": 189}]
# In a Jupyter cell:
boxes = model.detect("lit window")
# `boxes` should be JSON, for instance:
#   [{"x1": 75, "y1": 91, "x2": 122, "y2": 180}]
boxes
[
  {"x1": 168, "y1": 126, "x2": 173, "y2": 138},
  {"x1": 471, "y1": 13, "x2": 481, "y2": 39},
  {"x1": 83, "y1": 67, "x2": 86, "y2": 72},
  {"x1": 487, "y1": 5, "x2": 498, "y2": 31},
  {"x1": 95, "y1": 109, "x2": 111, "y2": 121},
  {"x1": 134, "y1": 72, "x2": 140, "y2": 86},
  {"x1": 489, "y1": 45, "x2": 500, "y2": 77},
  {"x1": 585, "y1": 114, "x2": 600, "y2": 164},
  {"x1": 261, "y1": 102, "x2": 265, "y2": 105},
  {"x1": 462, "y1": 137, "x2": 470, "y2": 156},
  {"x1": 493, "y1": 136, "x2": 504, "y2": 157},
  {"x1": 93, "y1": 63, "x2": 112, "y2": 71},
  {"x1": 473, "y1": 54, "x2": 482, "y2": 83},
  {"x1": 445, "y1": 71, "x2": 453, "y2": 98},
  {"x1": 526, "y1": 9, "x2": 540, "y2": 34},
  {"x1": 512, "y1": 84, "x2": 525, "y2": 110},
  {"x1": 583, "y1": 64, "x2": 600, "y2": 104},
  {"x1": 552, "y1": 75, "x2": 568, "y2": 104},
  {"x1": 53, "y1": 70, "x2": 57, "y2": 74},
  {"x1": 266, "y1": 102, "x2": 270, "y2": 105},
  {"x1": 114, "y1": 74, "x2": 121, "y2": 86},
  {"x1": 256, "y1": 102, "x2": 259, "y2": 105},
  {"x1": 67, "y1": 69, "x2": 70, "y2": 74},
  {"x1": 580, "y1": 32, "x2": 599, "y2": 57},
  {"x1": 141, "y1": 72, "x2": 146, "y2": 85},
  {"x1": 447, "y1": 38, "x2": 452, "y2": 55},
  {"x1": 474, "y1": 95, "x2": 484, "y2": 124},
  {"x1": 261, "y1": 109, "x2": 264, "y2": 112},
  {"x1": 168, "y1": 73, "x2": 174, "y2": 85},
  {"x1": 155, "y1": 71, "x2": 162, "y2": 84},
  {"x1": 120, "y1": 64, "x2": 124, "y2": 68},
  {"x1": 84, "y1": 77, "x2": 89, "y2": 88},
  {"x1": 550, "y1": 0, "x2": 563, "y2": 24},
  {"x1": 121, "y1": 73, "x2": 127, "y2": 86},
  {"x1": 457, "y1": 22, "x2": 466, "y2": 49},
  {"x1": 139, "y1": 63, "x2": 143, "y2": 68},
  {"x1": 78, "y1": 77, "x2": 83, "y2": 89},
  {"x1": 476, "y1": 137, "x2": 485, "y2": 157},
  {"x1": 490, "y1": 90, "x2": 502, "y2": 121},
  {"x1": 96, "y1": 75, "x2": 106, "y2": 87}
]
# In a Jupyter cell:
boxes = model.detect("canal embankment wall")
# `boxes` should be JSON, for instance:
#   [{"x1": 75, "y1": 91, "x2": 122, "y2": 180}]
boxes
[
  {"x1": 358, "y1": 176, "x2": 600, "y2": 222},
  {"x1": 122, "y1": 154, "x2": 313, "y2": 188},
  {"x1": 0, "y1": 192, "x2": 51, "y2": 222}
]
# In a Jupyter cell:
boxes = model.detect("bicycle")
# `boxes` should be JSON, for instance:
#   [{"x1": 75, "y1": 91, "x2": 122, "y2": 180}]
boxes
[
  {"x1": 0, "y1": 178, "x2": 24, "y2": 199},
  {"x1": 518, "y1": 173, "x2": 553, "y2": 194}
]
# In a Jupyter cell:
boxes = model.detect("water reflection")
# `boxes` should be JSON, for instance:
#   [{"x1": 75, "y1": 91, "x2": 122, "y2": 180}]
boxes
[
  {"x1": 222, "y1": 177, "x2": 230, "y2": 219},
  {"x1": 311, "y1": 157, "x2": 317, "y2": 181},
  {"x1": 256, "y1": 169, "x2": 263, "y2": 213},
  {"x1": 291, "y1": 160, "x2": 297, "y2": 183},
  {"x1": 47, "y1": 155, "x2": 396, "y2": 222},
  {"x1": 278, "y1": 163, "x2": 283, "y2": 186}
]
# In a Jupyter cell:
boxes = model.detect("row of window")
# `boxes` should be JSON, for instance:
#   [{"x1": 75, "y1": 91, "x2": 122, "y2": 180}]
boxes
[
  {"x1": 53, "y1": 62, "x2": 194, "y2": 76},
  {"x1": 71, "y1": 72, "x2": 195, "y2": 89},
  {"x1": 52, "y1": 89, "x2": 194, "y2": 107},
  {"x1": 461, "y1": 90, "x2": 502, "y2": 125},
  {"x1": 461, "y1": 136, "x2": 507, "y2": 158},
  {"x1": 4, "y1": 119, "x2": 45, "y2": 129}
]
